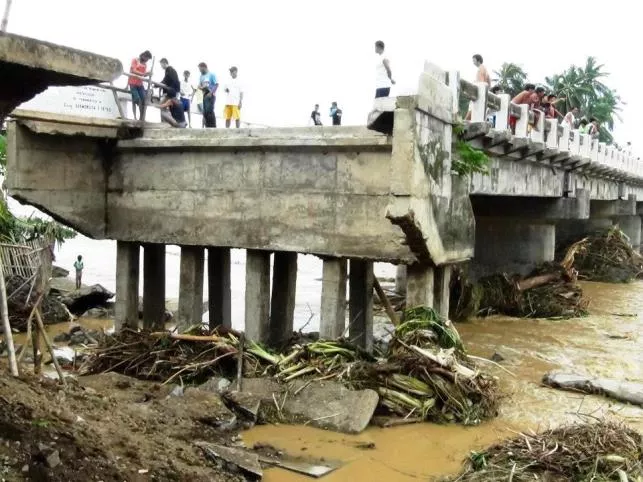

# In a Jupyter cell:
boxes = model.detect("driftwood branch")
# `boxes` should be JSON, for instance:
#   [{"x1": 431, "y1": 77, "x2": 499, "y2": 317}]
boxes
[
  {"x1": 373, "y1": 277, "x2": 400, "y2": 326},
  {"x1": 34, "y1": 308, "x2": 65, "y2": 384}
]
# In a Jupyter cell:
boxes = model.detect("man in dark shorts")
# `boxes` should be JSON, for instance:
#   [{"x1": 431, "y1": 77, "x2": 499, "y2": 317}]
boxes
[
  {"x1": 180, "y1": 70, "x2": 194, "y2": 127},
  {"x1": 329, "y1": 102, "x2": 342, "y2": 125},
  {"x1": 311, "y1": 104, "x2": 322, "y2": 126}
]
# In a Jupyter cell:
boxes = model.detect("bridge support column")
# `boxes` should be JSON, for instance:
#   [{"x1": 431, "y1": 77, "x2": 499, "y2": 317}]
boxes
[
  {"x1": 433, "y1": 265, "x2": 452, "y2": 320},
  {"x1": 395, "y1": 265, "x2": 407, "y2": 295},
  {"x1": 207, "y1": 247, "x2": 231, "y2": 330},
  {"x1": 142, "y1": 243, "x2": 165, "y2": 329},
  {"x1": 406, "y1": 264, "x2": 434, "y2": 308},
  {"x1": 320, "y1": 258, "x2": 347, "y2": 339},
  {"x1": 269, "y1": 252, "x2": 297, "y2": 347},
  {"x1": 178, "y1": 246, "x2": 204, "y2": 331},
  {"x1": 115, "y1": 241, "x2": 140, "y2": 330},
  {"x1": 473, "y1": 217, "x2": 555, "y2": 278},
  {"x1": 349, "y1": 260, "x2": 373, "y2": 352},
  {"x1": 245, "y1": 250, "x2": 271, "y2": 343}
]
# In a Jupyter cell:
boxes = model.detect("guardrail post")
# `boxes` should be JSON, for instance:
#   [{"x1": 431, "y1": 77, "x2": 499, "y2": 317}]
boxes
[
  {"x1": 530, "y1": 109, "x2": 545, "y2": 143},
  {"x1": 545, "y1": 119, "x2": 558, "y2": 148},
  {"x1": 471, "y1": 82, "x2": 488, "y2": 122},
  {"x1": 515, "y1": 105, "x2": 529, "y2": 138},
  {"x1": 495, "y1": 94, "x2": 510, "y2": 130},
  {"x1": 569, "y1": 130, "x2": 581, "y2": 156},
  {"x1": 447, "y1": 70, "x2": 461, "y2": 116}
]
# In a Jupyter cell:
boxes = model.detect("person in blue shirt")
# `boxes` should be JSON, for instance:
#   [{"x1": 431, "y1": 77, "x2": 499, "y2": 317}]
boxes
[
  {"x1": 198, "y1": 62, "x2": 218, "y2": 128},
  {"x1": 329, "y1": 102, "x2": 342, "y2": 126}
]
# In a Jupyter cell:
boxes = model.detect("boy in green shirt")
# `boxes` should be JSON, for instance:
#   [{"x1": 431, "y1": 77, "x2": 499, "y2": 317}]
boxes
[{"x1": 74, "y1": 255, "x2": 84, "y2": 290}]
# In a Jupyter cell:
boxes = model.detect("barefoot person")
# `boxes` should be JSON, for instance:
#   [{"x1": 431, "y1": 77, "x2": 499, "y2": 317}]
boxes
[
  {"x1": 180, "y1": 70, "x2": 195, "y2": 127},
  {"x1": 465, "y1": 54, "x2": 491, "y2": 120},
  {"x1": 374, "y1": 40, "x2": 395, "y2": 98},
  {"x1": 74, "y1": 255, "x2": 84, "y2": 290}
]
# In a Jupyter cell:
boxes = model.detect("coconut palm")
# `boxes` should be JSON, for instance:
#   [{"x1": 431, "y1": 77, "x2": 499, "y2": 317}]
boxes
[{"x1": 492, "y1": 63, "x2": 528, "y2": 97}]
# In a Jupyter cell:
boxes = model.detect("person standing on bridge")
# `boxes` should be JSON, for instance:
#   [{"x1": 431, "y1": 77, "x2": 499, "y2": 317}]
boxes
[
  {"x1": 509, "y1": 83, "x2": 535, "y2": 132},
  {"x1": 128, "y1": 50, "x2": 152, "y2": 120},
  {"x1": 374, "y1": 40, "x2": 395, "y2": 98},
  {"x1": 223, "y1": 66, "x2": 244, "y2": 128},
  {"x1": 311, "y1": 104, "x2": 322, "y2": 125},
  {"x1": 329, "y1": 102, "x2": 342, "y2": 125},
  {"x1": 198, "y1": 62, "x2": 218, "y2": 128},
  {"x1": 180, "y1": 70, "x2": 195, "y2": 128},
  {"x1": 159, "y1": 58, "x2": 181, "y2": 99},
  {"x1": 560, "y1": 106, "x2": 579, "y2": 129},
  {"x1": 465, "y1": 54, "x2": 491, "y2": 120}
]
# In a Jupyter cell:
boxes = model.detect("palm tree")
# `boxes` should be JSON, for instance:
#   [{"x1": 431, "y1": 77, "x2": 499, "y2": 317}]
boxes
[{"x1": 493, "y1": 63, "x2": 528, "y2": 97}]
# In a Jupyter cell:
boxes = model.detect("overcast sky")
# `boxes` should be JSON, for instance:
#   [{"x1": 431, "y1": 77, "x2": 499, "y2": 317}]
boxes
[{"x1": 5, "y1": 0, "x2": 640, "y2": 147}]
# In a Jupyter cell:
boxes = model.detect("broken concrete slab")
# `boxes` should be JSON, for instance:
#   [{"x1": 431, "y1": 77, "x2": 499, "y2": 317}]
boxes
[
  {"x1": 198, "y1": 376, "x2": 232, "y2": 395},
  {"x1": 543, "y1": 372, "x2": 643, "y2": 406},
  {"x1": 239, "y1": 378, "x2": 378, "y2": 434},
  {"x1": 195, "y1": 442, "x2": 262, "y2": 480}
]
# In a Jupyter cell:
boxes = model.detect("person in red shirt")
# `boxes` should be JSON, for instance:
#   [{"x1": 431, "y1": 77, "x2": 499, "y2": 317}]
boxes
[
  {"x1": 508, "y1": 83, "x2": 535, "y2": 132},
  {"x1": 128, "y1": 50, "x2": 152, "y2": 120}
]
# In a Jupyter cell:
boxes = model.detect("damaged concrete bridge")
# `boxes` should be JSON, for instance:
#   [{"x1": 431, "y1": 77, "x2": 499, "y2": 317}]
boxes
[{"x1": 4, "y1": 34, "x2": 643, "y2": 351}]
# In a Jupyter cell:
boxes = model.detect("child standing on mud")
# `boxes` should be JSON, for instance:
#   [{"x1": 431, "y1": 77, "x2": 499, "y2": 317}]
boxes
[{"x1": 74, "y1": 255, "x2": 84, "y2": 290}]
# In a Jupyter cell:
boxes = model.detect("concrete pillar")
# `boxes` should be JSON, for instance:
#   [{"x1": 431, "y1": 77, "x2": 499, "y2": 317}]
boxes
[
  {"x1": 142, "y1": 243, "x2": 165, "y2": 330},
  {"x1": 406, "y1": 263, "x2": 434, "y2": 308},
  {"x1": 269, "y1": 252, "x2": 297, "y2": 347},
  {"x1": 320, "y1": 258, "x2": 347, "y2": 339},
  {"x1": 395, "y1": 265, "x2": 407, "y2": 295},
  {"x1": 614, "y1": 215, "x2": 642, "y2": 251},
  {"x1": 245, "y1": 250, "x2": 271, "y2": 343},
  {"x1": 349, "y1": 260, "x2": 373, "y2": 352},
  {"x1": 207, "y1": 247, "x2": 231, "y2": 330},
  {"x1": 433, "y1": 265, "x2": 452, "y2": 320},
  {"x1": 473, "y1": 217, "x2": 555, "y2": 278},
  {"x1": 115, "y1": 241, "x2": 140, "y2": 330},
  {"x1": 178, "y1": 246, "x2": 204, "y2": 331}
]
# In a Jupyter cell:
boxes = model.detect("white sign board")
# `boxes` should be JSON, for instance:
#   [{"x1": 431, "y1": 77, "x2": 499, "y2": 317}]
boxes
[{"x1": 18, "y1": 85, "x2": 122, "y2": 119}]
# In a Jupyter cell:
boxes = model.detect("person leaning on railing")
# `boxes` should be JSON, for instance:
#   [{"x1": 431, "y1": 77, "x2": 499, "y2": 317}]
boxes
[{"x1": 128, "y1": 50, "x2": 153, "y2": 120}]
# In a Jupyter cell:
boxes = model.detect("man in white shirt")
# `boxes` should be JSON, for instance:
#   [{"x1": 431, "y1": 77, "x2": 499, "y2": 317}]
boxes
[
  {"x1": 561, "y1": 106, "x2": 579, "y2": 130},
  {"x1": 223, "y1": 66, "x2": 244, "y2": 128},
  {"x1": 374, "y1": 40, "x2": 395, "y2": 98},
  {"x1": 180, "y1": 70, "x2": 195, "y2": 128}
]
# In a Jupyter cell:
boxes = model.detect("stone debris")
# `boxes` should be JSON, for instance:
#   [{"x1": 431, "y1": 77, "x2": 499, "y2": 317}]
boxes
[
  {"x1": 543, "y1": 372, "x2": 643, "y2": 406},
  {"x1": 198, "y1": 376, "x2": 232, "y2": 394},
  {"x1": 160, "y1": 388, "x2": 237, "y2": 430},
  {"x1": 195, "y1": 442, "x2": 262, "y2": 480},
  {"x1": 45, "y1": 450, "x2": 61, "y2": 468},
  {"x1": 222, "y1": 391, "x2": 262, "y2": 424}
]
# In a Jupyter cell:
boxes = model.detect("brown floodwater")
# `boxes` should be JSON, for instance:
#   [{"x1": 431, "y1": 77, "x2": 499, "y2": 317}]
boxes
[
  {"x1": 244, "y1": 281, "x2": 643, "y2": 481},
  {"x1": 4, "y1": 281, "x2": 643, "y2": 481}
]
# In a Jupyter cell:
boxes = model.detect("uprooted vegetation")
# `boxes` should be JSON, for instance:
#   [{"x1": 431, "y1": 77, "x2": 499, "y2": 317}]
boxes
[
  {"x1": 449, "y1": 421, "x2": 643, "y2": 481},
  {"x1": 564, "y1": 227, "x2": 643, "y2": 282},
  {"x1": 82, "y1": 307, "x2": 500, "y2": 426}
]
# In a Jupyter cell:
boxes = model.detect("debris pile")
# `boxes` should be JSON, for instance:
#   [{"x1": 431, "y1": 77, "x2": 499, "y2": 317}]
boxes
[
  {"x1": 450, "y1": 421, "x2": 643, "y2": 481},
  {"x1": 82, "y1": 307, "x2": 499, "y2": 426},
  {"x1": 564, "y1": 227, "x2": 643, "y2": 282},
  {"x1": 4, "y1": 275, "x2": 72, "y2": 331}
]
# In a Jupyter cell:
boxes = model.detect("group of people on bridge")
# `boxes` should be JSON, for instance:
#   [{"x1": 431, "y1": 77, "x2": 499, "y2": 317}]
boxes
[
  {"x1": 128, "y1": 51, "x2": 243, "y2": 129},
  {"x1": 467, "y1": 54, "x2": 601, "y2": 138}
]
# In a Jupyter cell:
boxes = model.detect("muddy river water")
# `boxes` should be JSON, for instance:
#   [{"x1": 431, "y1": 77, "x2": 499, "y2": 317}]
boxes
[
  {"x1": 243, "y1": 281, "x2": 643, "y2": 481},
  {"x1": 9, "y1": 280, "x2": 643, "y2": 481}
]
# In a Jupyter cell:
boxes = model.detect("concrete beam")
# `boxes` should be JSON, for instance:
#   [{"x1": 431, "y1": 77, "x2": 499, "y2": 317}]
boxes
[
  {"x1": 591, "y1": 196, "x2": 636, "y2": 217},
  {"x1": 470, "y1": 190, "x2": 590, "y2": 220},
  {"x1": 207, "y1": 247, "x2": 232, "y2": 330},
  {"x1": 472, "y1": 218, "x2": 555, "y2": 277},
  {"x1": 269, "y1": 252, "x2": 297, "y2": 347},
  {"x1": 320, "y1": 258, "x2": 347, "y2": 340},
  {"x1": 115, "y1": 241, "x2": 140, "y2": 330},
  {"x1": 245, "y1": 250, "x2": 271, "y2": 343},
  {"x1": 142, "y1": 243, "x2": 166, "y2": 330},
  {"x1": 349, "y1": 260, "x2": 374, "y2": 352},
  {"x1": 395, "y1": 265, "x2": 407, "y2": 295},
  {"x1": 406, "y1": 264, "x2": 434, "y2": 308},
  {"x1": 178, "y1": 246, "x2": 205, "y2": 331}
]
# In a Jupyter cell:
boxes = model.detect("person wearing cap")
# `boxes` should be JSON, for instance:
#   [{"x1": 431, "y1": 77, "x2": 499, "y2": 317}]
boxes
[
  {"x1": 223, "y1": 66, "x2": 244, "y2": 128},
  {"x1": 128, "y1": 50, "x2": 152, "y2": 120}
]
